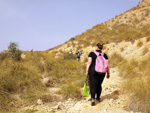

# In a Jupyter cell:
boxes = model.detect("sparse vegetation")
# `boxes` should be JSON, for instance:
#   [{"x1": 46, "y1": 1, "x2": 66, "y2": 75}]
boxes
[{"x1": 111, "y1": 53, "x2": 150, "y2": 112}]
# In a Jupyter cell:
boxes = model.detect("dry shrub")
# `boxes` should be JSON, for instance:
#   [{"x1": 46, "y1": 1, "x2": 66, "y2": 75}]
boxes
[
  {"x1": 146, "y1": 37, "x2": 150, "y2": 42},
  {"x1": 136, "y1": 40, "x2": 143, "y2": 48},
  {"x1": 120, "y1": 47, "x2": 124, "y2": 52},
  {"x1": 38, "y1": 94, "x2": 56, "y2": 103},
  {"x1": 58, "y1": 83, "x2": 82, "y2": 100}
]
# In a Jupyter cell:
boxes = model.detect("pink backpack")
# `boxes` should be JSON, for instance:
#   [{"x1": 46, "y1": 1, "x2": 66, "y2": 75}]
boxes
[{"x1": 93, "y1": 51, "x2": 109, "y2": 73}]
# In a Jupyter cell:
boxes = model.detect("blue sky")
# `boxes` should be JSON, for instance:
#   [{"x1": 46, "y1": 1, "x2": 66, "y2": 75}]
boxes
[{"x1": 0, "y1": 0, "x2": 142, "y2": 52}]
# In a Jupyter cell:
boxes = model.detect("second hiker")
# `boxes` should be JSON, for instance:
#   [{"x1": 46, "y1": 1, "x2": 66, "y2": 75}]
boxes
[{"x1": 76, "y1": 51, "x2": 82, "y2": 62}]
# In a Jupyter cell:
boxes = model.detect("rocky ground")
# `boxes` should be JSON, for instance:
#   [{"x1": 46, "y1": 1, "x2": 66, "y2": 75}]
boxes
[{"x1": 17, "y1": 68, "x2": 142, "y2": 113}]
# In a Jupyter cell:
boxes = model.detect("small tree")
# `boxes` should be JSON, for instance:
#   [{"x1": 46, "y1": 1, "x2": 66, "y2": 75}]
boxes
[
  {"x1": 8, "y1": 42, "x2": 22, "y2": 61},
  {"x1": 8, "y1": 42, "x2": 19, "y2": 53}
]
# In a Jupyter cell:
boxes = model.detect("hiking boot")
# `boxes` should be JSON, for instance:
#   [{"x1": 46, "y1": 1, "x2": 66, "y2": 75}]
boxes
[
  {"x1": 96, "y1": 98, "x2": 100, "y2": 102},
  {"x1": 91, "y1": 99, "x2": 95, "y2": 106}
]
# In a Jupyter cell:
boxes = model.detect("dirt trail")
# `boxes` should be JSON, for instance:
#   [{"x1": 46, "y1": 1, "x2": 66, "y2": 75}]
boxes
[
  {"x1": 52, "y1": 68, "x2": 137, "y2": 113},
  {"x1": 18, "y1": 68, "x2": 142, "y2": 113}
]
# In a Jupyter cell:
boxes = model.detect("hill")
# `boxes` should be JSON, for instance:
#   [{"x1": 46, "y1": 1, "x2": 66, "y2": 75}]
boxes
[
  {"x1": 48, "y1": 0, "x2": 150, "y2": 60},
  {"x1": 41, "y1": 0, "x2": 150, "y2": 112}
]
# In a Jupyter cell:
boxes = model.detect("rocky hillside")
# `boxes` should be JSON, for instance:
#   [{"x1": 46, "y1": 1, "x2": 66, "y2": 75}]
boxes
[
  {"x1": 47, "y1": 0, "x2": 150, "y2": 60},
  {"x1": 106, "y1": 0, "x2": 150, "y2": 28}
]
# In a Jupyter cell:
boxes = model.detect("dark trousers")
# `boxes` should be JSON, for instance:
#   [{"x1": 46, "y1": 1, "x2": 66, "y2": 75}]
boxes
[{"x1": 89, "y1": 67, "x2": 105, "y2": 99}]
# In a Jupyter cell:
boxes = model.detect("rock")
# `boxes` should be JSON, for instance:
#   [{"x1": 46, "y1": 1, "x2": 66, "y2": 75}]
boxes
[
  {"x1": 65, "y1": 100, "x2": 70, "y2": 104},
  {"x1": 37, "y1": 99, "x2": 43, "y2": 105},
  {"x1": 21, "y1": 53, "x2": 26, "y2": 59},
  {"x1": 30, "y1": 105, "x2": 34, "y2": 108},
  {"x1": 57, "y1": 102, "x2": 64, "y2": 109},
  {"x1": 52, "y1": 102, "x2": 64, "y2": 111},
  {"x1": 68, "y1": 98, "x2": 72, "y2": 101},
  {"x1": 41, "y1": 77, "x2": 51, "y2": 87}
]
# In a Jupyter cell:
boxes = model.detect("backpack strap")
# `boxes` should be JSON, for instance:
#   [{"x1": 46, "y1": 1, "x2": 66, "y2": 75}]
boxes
[{"x1": 93, "y1": 51, "x2": 104, "y2": 56}]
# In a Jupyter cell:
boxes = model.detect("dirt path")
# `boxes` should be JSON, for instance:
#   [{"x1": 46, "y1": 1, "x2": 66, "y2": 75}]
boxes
[
  {"x1": 49, "y1": 68, "x2": 141, "y2": 113},
  {"x1": 18, "y1": 68, "x2": 141, "y2": 113}
]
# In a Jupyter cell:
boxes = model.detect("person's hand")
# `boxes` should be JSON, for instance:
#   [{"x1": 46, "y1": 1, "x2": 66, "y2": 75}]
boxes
[{"x1": 107, "y1": 74, "x2": 110, "y2": 79}]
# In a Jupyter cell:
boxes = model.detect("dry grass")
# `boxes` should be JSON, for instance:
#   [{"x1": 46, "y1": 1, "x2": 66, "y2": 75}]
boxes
[
  {"x1": 119, "y1": 55, "x2": 150, "y2": 112},
  {"x1": 0, "y1": 50, "x2": 86, "y2": 112},
  {"x1": 0, "y1": 58, "x2": 45, "y2": 112},
  {"x1": 41, "y1": 52, "x2": 85, "y2": 100},
  {"x1": 109, "y1": 53, "x2": 124, "y2": 68},
  {"x1": 83, "y1": 56, "x2": 88, "y2": 63},
  {"x1": 38, "y1": 94, "x2": 56, "y2": 103},
  {"x1": 58, "y1": 83, "x2": 82, "y2": 100}
]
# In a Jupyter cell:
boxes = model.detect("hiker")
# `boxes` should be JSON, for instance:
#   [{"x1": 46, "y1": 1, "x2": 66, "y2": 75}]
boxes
[
  {"x1": 76, "y1": 51, "x2": 82, "y2": 62},
  {"x1": 86, "y1": 43, "x2": 110, "y2": 106}
]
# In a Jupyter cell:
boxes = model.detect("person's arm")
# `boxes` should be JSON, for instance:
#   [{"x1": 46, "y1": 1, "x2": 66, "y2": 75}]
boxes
[
  {"x1": 86, "y1": 57, "x2": 92, "y2": 76},
  {"x1": 106, "y1": 60, "x2": 110, "y2": 78}
]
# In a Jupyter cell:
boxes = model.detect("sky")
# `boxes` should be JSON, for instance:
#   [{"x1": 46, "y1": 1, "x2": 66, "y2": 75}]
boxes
[{"x1": 0, "y1": 0, "x2": 142, "y2": 52}]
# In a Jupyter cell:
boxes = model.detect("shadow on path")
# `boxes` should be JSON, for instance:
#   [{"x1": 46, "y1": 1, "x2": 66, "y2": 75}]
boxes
[{"x1": 101, "y1": 90, "x2": 120, "y2": 102}]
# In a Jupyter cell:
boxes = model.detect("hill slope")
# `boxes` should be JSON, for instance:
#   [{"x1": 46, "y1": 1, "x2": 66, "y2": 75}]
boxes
[{"x1": 47, "y1": 0, "x2": 150, "y2": 60}]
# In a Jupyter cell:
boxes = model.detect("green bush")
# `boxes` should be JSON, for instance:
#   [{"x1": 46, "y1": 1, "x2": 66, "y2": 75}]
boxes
[
  {"x1": 2, "y1": 42, "x2": 22, "y2": 61},
  {"x1": 69, "y1": 37, "x2": 75, "y2": 41},
  {"x1": 11, "y1": 50, "x2": 22, "y2": 61}
]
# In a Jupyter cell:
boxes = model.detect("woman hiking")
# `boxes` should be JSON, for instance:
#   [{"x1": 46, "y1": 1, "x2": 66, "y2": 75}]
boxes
[{"x1": 86, "y1": 43, "x2": 110, "y2": 106}]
